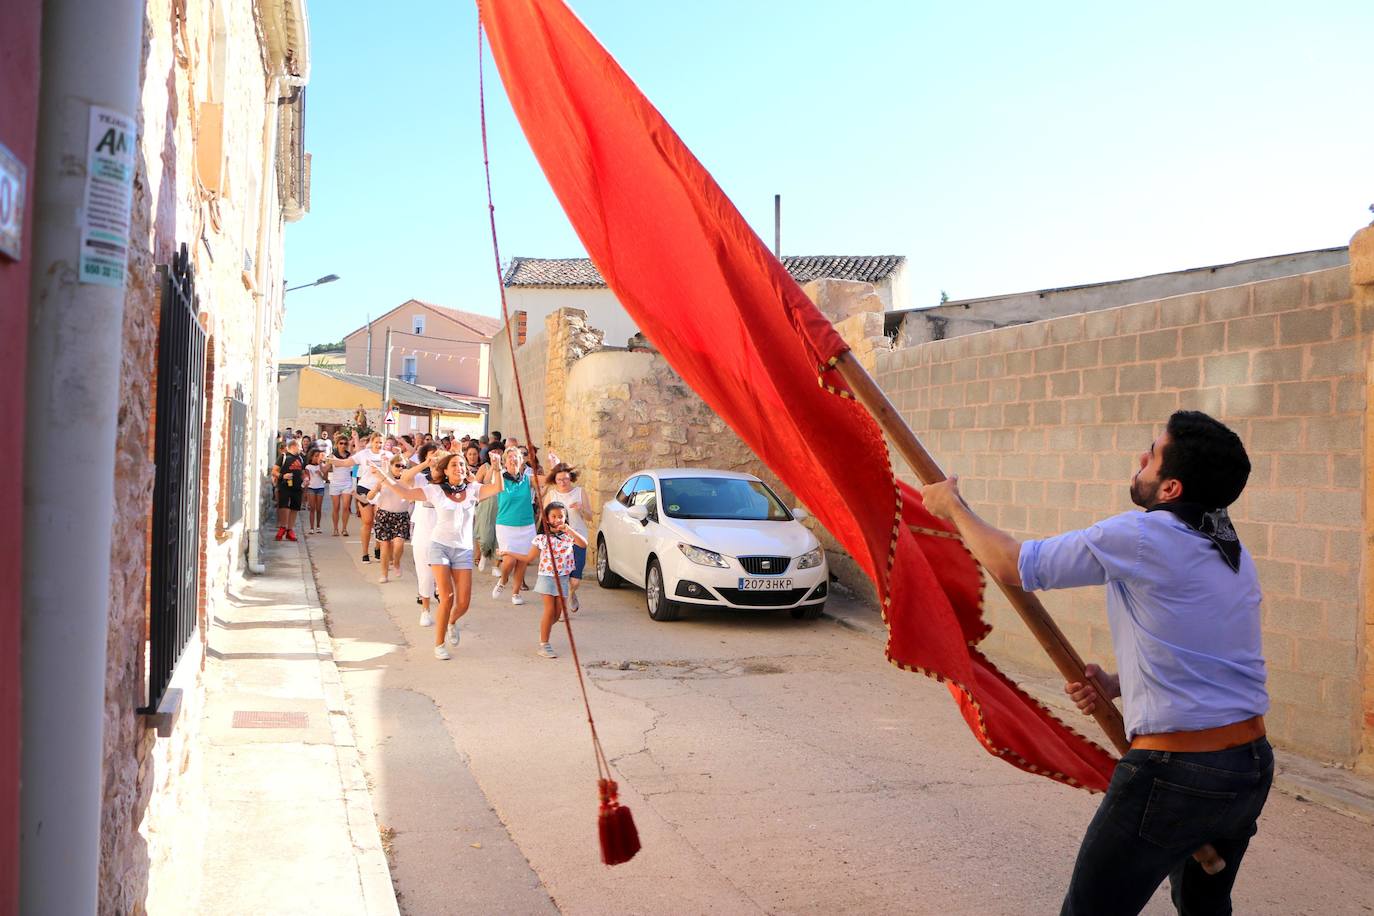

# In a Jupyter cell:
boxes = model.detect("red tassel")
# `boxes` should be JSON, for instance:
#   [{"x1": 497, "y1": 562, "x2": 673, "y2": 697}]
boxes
[{"x1": 597, "y1": 778, "x2": 641, "y2": 865}]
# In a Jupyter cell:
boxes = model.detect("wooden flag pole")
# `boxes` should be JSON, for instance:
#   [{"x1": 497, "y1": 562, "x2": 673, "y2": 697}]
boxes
[
  {"x1": 833, "y1": 351, "x2": 1130, "y2": 750},
  {"x1": 832, "y1": 351, "x2": 1226, "y2": 874}
]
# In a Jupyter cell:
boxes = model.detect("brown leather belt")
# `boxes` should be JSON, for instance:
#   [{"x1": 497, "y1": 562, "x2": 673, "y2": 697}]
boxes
[{"x1": 1130, "y1": 716, "x2": 1266, "y2": 753}]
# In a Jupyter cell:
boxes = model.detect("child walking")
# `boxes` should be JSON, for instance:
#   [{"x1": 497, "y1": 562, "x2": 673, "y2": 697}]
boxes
[
  {"x1": 304, "y1": 448, "x2": 327, "y2": 534},
  {"x1": 524, "y1": 502, "x2": 587, "y2": 659}
]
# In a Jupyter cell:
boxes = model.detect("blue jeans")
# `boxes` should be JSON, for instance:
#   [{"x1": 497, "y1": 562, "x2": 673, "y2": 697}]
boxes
[{"x1": 1062, "y1": 738, "x2": 1273, "y2": 916}]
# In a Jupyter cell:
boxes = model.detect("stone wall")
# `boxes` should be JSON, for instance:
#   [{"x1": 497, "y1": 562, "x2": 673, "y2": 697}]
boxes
[
  {"x1": 104, "y1": 0, "x2": 293, "y2": 911},
  {"x1": 875, "y1": 265, "x2": 1369, "y2": 763},
  {"x1": 493, "y1": 300, "x2": 891, "y2": 601}
]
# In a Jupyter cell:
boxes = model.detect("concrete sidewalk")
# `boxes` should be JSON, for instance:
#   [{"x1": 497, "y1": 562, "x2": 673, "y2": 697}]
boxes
[{"x1": 193, "y1": 526, "x2": 398, "y2": 915}]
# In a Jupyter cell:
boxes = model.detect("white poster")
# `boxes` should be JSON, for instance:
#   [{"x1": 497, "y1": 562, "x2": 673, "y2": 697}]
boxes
[{"x1": 79, "y1": 106, "x2": 135, "y2": 288}]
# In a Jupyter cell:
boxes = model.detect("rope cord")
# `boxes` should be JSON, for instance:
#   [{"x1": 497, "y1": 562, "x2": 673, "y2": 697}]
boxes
[{"x1": 478, "y1": 22, "x2": 612, "y2": 782}]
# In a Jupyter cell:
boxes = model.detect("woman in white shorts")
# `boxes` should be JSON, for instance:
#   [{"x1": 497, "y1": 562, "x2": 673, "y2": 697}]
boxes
[
  {"x1": 373, "y1": 452, "x2": 488, "y2": 661},
  {"x1": 325, "y1": 436, "x2": 355, "y2": 536},
  {"x1": 405, "y1": 443, "x2": 440, "y2": 625},
  {"x1": 490, "y1": 448, "x2": 539, "y2": 606}
]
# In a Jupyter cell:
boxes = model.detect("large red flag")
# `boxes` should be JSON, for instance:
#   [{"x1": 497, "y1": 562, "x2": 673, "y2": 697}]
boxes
[{"x1": 479, "y1": 0, "x2": 1117, "y2": 791}]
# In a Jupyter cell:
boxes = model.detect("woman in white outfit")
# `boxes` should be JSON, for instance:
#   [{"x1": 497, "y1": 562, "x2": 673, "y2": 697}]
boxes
[
  {"x1": 325, "y1": 436, "x2": 355, "y2": 536},
  {"x1": 407, "y1": 443, "x2": 440, "y2": 624},
  {"x1": 329, "y1": 433, "x2": 392, "y2": 563},
  {"x1": 373, "y1": 452, "x2": 489, "y2": 660}
]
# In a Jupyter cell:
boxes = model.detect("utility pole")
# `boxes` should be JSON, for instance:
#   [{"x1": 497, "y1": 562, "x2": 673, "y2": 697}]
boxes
[
  {"x1": 22, "y1": 2, "x2": 142, "y2": 912},
  {"x1": 365, "y1": 315, "x2": 372, "y2": 374},
  {"x1": 381, "y1": 327, "x2": 393, "y2": 430},
  {"x1": 774, "y1": 193, "x2": 781, "y2": 257}
]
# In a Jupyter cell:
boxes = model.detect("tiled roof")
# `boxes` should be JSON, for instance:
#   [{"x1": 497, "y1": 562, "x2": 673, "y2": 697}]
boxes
[
  {"x1": 780, "y1": 255, "x2": 906, "y2": 285},
  {"x1": 502, "y1": 255, "x2": 906, "y2": 288},
  {"x1": 420, "y1": 302, "x2": 503, "y2": 337},
  {"x1": 503, "y1": 258, "x2": 606, "y2": 288},
  {"x1": 312, "y1": 369, "x2": 483, "y2": 413}
]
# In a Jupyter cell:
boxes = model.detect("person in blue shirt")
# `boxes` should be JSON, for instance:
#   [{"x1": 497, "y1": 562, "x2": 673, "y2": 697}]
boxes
[{"x1": 921, "y1": 410, "x2": 1271, "y2": 916}]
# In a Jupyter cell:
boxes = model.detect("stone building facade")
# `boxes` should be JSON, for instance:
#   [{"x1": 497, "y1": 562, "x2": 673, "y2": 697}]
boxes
[
  {"x1": 99, "y1": 1, "x2": 308, "y2": 911},
  {"x1": 875, "y1": 259, "x2": 1372, "y2": 768},
  {"x1": 490, "y1": 242, "x2": 1374, "y2": 772}
]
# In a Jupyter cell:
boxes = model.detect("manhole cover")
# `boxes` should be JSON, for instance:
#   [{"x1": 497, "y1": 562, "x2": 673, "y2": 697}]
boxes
[{"x1": 232, "y1": 710, "x2": 309, "y2": 729}]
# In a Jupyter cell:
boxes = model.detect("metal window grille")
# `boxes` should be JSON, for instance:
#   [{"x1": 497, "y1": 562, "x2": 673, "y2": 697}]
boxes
[
  {"x1": 142, "y1": 243, "x2": 207, "y2": 714},
  {"x1": 225, "y1": 392, "x2": 247, "y2": 527}
]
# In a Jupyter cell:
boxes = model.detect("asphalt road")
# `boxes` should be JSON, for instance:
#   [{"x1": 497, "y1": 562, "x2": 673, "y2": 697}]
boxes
[{"x1": 309, "y1": 527, "x2": 1374, "y2": 915}]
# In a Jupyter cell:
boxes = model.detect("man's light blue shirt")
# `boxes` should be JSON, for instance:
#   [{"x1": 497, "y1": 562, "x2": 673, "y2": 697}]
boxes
[{"x1": 1018, "y1": 510, "x2": 1269, "y2": 739}]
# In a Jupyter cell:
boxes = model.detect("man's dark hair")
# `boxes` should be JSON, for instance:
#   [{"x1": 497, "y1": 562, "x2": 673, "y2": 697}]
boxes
[
  {"x1": 417, "y1": 442, "x2": 438, "y2": 462},
  {"x1": 1160, "y1": 411, "x2": 1250, "y2": 509},
  {"x1": 489, "y1": 431, "x2": 502, "y2": 442}
]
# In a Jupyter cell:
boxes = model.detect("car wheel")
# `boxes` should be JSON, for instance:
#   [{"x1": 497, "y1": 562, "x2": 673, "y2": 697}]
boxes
[
  {"x1": 596, "y1": 536, "x2": 623, "y2": 589},
  {"x1": 791, "y1": 602, "x2": 824, "y2": 620},
  {"x1": 645, "y1": 558, "x2": 680, "y2": 621}
]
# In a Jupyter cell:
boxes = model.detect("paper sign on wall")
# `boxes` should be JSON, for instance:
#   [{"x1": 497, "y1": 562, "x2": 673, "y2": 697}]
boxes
[
  {"x1": 79, "y1": 106, "x2": 135, "y2": 288},
  {"x1": 0, "y1": 140, "x2": 27, "y2": 261}
]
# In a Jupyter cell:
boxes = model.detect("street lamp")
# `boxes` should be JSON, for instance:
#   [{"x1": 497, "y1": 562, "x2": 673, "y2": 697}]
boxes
[{"x1": 285, "y1": 273, "x2": 340, "y2": 293}]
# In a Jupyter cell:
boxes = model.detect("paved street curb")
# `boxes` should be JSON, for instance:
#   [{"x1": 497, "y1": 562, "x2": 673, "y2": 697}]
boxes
[
  {"x1": 821, "y1": 591, "x2": 1374, "y2": 825},
  {"x1": 294, "y1": 535, "x2": 401, "y2": 916}
]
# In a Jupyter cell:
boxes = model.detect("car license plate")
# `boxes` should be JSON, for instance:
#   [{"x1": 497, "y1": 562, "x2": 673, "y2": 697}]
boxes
[{"x1": 738, "y1": 578, "x2": 793, "y2": 591}]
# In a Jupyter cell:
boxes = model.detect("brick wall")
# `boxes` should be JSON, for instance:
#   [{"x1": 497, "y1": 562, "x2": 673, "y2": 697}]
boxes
[{"x1": 874, "y1": 265, "x2": 1367, "y2": 762}]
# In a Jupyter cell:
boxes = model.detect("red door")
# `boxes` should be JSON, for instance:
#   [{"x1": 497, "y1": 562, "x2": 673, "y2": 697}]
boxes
[{"x1": 0, "y1": 2, "x2": 42, "y2": 912}]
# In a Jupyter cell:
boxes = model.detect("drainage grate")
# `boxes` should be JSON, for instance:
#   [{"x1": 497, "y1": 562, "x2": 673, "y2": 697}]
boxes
[{"x1": 232, "y1": 710, "x2": 309, "y2": 729}]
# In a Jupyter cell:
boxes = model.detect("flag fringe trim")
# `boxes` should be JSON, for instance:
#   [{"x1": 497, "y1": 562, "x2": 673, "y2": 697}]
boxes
[{"x1": 816, "y1": 360, "x2": 1109, "y2": 793}]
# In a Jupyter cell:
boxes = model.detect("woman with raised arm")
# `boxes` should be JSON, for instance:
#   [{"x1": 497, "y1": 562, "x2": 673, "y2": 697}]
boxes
[
  {"x1": 473, "y1": 444, "x2": 504, "y2": 574},
  {"x1": 325, "y1": 435, "x2": 355, "y2": 536},
  {"x1": 366, "y1": 454, "x2": 413, "y2": 584},
  {"x1": 373, "y1": 452, "x2": 488, "y2": 660},
  {"x1": 489, "y1": 446, "x2": 539, "y2": 606},
  {"x1": 408, "y1": 443, "x2": 441, "y2": 625},
  {"x1": 329, "y1": 432, "x2": 392, "y2": 563}
]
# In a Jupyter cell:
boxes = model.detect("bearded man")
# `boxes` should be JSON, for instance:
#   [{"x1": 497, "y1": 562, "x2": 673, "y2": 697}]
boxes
[{"x1": 920, "y1": 410, "x2": 1270, "y2": 916}]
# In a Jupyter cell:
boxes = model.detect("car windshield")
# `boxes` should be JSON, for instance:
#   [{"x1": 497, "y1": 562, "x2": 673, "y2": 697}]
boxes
[{"x1": 659, "y1": 477, "x2": 792, "y2": 521}]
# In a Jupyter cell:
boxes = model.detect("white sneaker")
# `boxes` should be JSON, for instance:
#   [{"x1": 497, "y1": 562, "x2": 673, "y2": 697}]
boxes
[
  {"x1": 477, "y1": 554, "x2": 488, "y2": 571},
  {"x1": 433, "y1": 644, "x2": 451, "y2": 661},
  {"x1": 419, "y1": 609, "x2": 434, "y2": 627},
  {"x1": 491, "y1": 564, "x2": 502, "y2": 578},
  {"x1": 537, "y1": 643, "x2": 557, "y2": 659},
  {"x1": 511, "y1": 593, "x2": 525, "y2": 606},
  {"x1": 448, "y1": 624, "x2": 460, "y2": 647},
  {"x1": 491, "y1": 581, "x2": 505, "y2": 599}
]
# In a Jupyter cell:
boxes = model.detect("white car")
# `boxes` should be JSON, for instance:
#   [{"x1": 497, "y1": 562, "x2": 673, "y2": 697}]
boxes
[{"x1": 595, "y1": 469, "x2": 829, "y2": 621}]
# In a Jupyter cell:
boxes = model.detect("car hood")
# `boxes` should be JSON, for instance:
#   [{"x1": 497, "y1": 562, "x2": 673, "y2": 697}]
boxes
[{"x1": 662, "y1": 517, "x2": 819, "y2": 559}]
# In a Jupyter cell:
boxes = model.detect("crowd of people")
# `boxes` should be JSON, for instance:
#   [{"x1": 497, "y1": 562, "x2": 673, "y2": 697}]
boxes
[{"x1": 272, "y1": 428, "x2": 589, "y2": 661}]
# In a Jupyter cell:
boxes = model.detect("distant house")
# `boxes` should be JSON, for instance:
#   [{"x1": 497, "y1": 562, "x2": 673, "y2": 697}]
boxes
[
  {"x1": 278, "y1": 367, "x2": 487, "y2": 439},
  {"x1": 342, "y1": 300, "x2": 503, "y2": 402},
  {"x1": 502, "y1": 255, "x2": 909, "y2": 347},
  {"x1": 277, "y1": 347, "x2": 345, "y2": 379}
]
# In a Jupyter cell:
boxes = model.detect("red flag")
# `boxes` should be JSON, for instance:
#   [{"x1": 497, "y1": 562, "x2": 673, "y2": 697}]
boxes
[{"x1": 479, "y1": 0, "x2": 1117, "y2": 791}]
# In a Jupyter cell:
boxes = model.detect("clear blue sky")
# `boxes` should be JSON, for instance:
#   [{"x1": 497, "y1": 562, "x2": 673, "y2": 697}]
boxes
[{"x1": 282, "y1": 0, "x2": 1373, "y2": 356}]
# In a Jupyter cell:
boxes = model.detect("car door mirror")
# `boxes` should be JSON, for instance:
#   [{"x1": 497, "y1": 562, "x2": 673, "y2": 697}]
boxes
[
  {"x1": 626, "y1": 504, "x2": 649, "y2": 522},
  {"x1": 792, "y1": 507, "x2": 809, "y2": 522}
]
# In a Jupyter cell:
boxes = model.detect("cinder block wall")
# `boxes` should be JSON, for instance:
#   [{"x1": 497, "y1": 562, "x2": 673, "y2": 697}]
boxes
[{"x1": 874, "y1": 266, "x2": 1368, "y2": 762}]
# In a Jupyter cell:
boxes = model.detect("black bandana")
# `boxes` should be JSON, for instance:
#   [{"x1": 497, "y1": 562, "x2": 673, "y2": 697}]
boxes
[{"x1": 1148, "y1": 502, "x2": 1242, "y2": 573}]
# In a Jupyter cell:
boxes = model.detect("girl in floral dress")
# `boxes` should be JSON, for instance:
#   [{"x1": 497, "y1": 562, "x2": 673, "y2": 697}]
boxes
[{"x1": 523, "y1": 502, "x2": 586, "y2": 659}]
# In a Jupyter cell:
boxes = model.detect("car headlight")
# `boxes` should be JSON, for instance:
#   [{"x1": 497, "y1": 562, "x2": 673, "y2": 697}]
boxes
[
  {"x1": 678, "y1": 543, "x2": 729, "y2": 568},
  {"x1": 796, "y1": 547, "x2": 824, "y2": 569}
]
